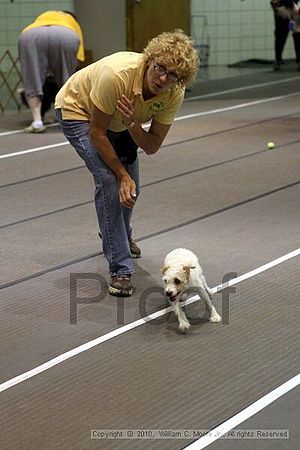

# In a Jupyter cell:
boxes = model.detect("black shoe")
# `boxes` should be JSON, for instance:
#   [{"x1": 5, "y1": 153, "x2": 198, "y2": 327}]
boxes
[
  {"x1": 129, "y1": 239, "x2": 141, "y2": 258},
  {"x1": 273, "y1": 61, "x2": 281, "y2": 71},
  {"x1": 98, "y1": 232, "x2": 141, "y2": 258}
]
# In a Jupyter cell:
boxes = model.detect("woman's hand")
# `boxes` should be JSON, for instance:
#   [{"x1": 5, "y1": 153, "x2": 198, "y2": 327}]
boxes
[
  {"x1": 117, "y1": 95, "x2": 134, "y2": 126},
  {"x1": 119, "y1": 173, "x2": 137, "y2": 208}
]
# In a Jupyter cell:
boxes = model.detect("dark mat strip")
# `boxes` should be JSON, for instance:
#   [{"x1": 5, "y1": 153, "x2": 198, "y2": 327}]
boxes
[
  {"x1": 1, "y1": 110, "x2": 299, "y2": 190},
  {"x1": 1, "y1": 179, "x2": 299, "y2": 290},
  {"x1": 2, "y1": 137, "x2": 300, "y2": 230}
]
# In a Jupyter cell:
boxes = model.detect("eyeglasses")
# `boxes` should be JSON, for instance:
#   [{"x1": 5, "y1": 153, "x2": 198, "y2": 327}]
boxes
[{"x1": 153, "y1": 63, "x2": 179, "y2": 82}]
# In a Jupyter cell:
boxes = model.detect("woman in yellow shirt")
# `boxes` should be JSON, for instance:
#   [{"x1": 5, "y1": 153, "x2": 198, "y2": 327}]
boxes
[
  {"x1": 18, "y1": 10, "x2": 84, "y2": 133},
  {"x1": 55, "y1": 30, "x2": 199, "y2": 297}
]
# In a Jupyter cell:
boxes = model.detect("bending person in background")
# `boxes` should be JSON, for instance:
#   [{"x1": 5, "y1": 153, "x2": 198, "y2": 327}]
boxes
[
  {"x1": 55, "y1": 30, "x2": 199, "y2": 297},
  {"x1": 18, "y1": 10, "x2": 85, "y2": 133},
  {"x1": 271, "y1": 0, "x2": 300, "y2": 70},
  {"x1": 271, "y1": 0, "x2": 290, "y2": 70}
]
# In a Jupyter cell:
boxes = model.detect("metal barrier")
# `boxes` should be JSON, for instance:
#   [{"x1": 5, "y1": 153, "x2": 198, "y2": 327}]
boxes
[{"x1": 0, "y1": 50, "x2": 22, "y2": 113}]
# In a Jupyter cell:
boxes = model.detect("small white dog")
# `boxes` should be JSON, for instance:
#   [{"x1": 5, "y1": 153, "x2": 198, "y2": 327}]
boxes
[{"x1": 162, "y1": 248, "x2": 221, "y2": 332}]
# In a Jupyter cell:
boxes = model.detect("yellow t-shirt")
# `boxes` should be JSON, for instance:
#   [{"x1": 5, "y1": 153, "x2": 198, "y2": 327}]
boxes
[
  {"x1": 22, "y1": 11, "x2": 85, "y2": 62},
  {"x1": 55, "y1": 52, "x2": 185, "y2": 132}
]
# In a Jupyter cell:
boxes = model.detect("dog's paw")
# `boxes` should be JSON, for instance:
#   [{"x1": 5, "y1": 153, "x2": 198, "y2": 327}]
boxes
[
  {"x1": 210, "y1": 313, "x2": 221, "y2": 323},
  {"x1": 178, "y1": 321, "x2": 191, "y2": 333}
]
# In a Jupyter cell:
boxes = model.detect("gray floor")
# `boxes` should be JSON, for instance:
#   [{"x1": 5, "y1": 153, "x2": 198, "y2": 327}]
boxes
[{"x1": 0, "y1": 65, "x2": 300, "y2": 450}]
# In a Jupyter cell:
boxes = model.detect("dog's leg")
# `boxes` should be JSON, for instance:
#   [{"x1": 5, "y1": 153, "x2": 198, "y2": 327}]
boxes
[
  {"x1": 202, "y1": 275, "x2": 214, "y2": 299},
  {"x1": 198, "y1": 286, "x2": 221, "y2": 323},
  {"x1": 173, "y1": 301, "x2": 191, "y2": 332}
]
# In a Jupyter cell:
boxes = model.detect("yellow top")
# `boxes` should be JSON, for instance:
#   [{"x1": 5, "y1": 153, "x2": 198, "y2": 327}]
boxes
[
  {"x1": 22, "y1": 11, "x2": 85, "y2": 62},
  {"x1": 55, "y1": 52, "x2": 185, "y2": 131}
]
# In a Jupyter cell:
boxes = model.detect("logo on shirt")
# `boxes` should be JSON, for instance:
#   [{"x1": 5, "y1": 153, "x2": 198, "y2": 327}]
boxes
[{"x1": 150, "y1": 101, "x2": 165, "y2": 112}]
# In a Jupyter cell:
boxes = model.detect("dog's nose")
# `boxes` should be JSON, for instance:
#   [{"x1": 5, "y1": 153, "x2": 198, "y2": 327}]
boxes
[{"x1": 165, "y1": 290, "x2": 173, "y2": 297}]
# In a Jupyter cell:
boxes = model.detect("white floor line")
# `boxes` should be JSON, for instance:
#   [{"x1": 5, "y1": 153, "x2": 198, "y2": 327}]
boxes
[
  {"x1": 185, "y1": 74, "x2": 300, "y2": 101},
  {"x1": 1, "y1": 90, "x2": 300, "y2": 160},
  {"x1": 0, "y1": 141, "x2": 69, "y2": 159},
  {"x1": 0, "y1": 122, "x2": 58, "y2": 137},
  {"x1": 0, "y1": 129, "x2": 24, "y2": 137},
  {"x1": 1, "y1": 74, "x2": 299, "y2": 138},
  {"x1": 176, "y1": 91, "x2": 300, "y2": 122},
  {"x1": 0, "y1": 247, "x2": 299, "y2": 394},
  {"x1": 185, "y1": 373, "x2": 300, "y2": 450}
]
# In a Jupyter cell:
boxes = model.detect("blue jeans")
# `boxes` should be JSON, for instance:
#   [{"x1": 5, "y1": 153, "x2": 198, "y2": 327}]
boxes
[{"x1": 55, "y1": 109, "x2": 140, "y2": 277}]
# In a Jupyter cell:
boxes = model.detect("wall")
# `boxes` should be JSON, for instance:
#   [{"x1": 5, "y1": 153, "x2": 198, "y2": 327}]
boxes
[
  {"x1": 0, "y1": 0, "x2": 296, "y2": 68},
  {"x1": 191, "y1": 0, "x2": 295, "y2": 65},
  {"x1": 74, "y1": 0, "x2": 126, "y2": 61}
]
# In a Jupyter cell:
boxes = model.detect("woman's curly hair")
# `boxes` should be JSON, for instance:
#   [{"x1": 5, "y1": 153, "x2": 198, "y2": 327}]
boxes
[{"x1": 142, "y1": 29, "x2": 200, "y2": 87}]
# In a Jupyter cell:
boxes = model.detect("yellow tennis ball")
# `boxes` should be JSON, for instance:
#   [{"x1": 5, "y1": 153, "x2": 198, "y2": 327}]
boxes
[{"x1": 267, "y1": 142, "x2": 275, "y2": 149}]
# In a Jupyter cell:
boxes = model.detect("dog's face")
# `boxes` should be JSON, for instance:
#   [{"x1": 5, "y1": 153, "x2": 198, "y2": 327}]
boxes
[{"x1": 162, "y1": 265, "x2": 192, "y2": 302}]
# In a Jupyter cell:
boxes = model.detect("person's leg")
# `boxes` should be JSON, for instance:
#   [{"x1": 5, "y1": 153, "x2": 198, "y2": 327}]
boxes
[
  {"x1": 292, "y1": 32, "x2": 300, "y2": 69},
  {"x1": 106, "y1": 129, "x2": 141, "y2": 258},
  {"x1": 18, "y1": 27, "x2": 48, "y2": 131},
  {"x1": 121, "y1": 158, "x2": 141, "y2": 258},
  {"x1": 48, "y1": 26, "x2": 79, "y2": 87},
  {"x1": 274, "y1": 14, "x2": 290, "y2": 70},
  {"x1": 55, "y1": 110, "x2": 134, "y2": 288},
  {"x1": 27, "y1": 96, "x2": 42, "y2": 122}
]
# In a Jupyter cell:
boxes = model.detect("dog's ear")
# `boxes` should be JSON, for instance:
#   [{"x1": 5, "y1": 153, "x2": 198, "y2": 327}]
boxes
[
  {"x1": 183, "y1": 265, "x2": 196, "y2": 280},
  {"x1": 183, "y1": 266, "x2": 191, "y2": 279},
  {"x1": 161, "y1": 265, "x2": 169, "y2": 274}
]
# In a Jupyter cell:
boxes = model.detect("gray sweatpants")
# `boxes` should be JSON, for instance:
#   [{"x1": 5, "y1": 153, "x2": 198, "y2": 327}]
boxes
[{"x1": 18, "y1": 25, "x2": 80, "y2": 99}]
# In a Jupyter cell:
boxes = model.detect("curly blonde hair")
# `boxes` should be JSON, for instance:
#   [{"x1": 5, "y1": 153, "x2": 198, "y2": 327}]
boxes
[{"x1": 142, "y1": 29, "x2": 200, "y2": 87}]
